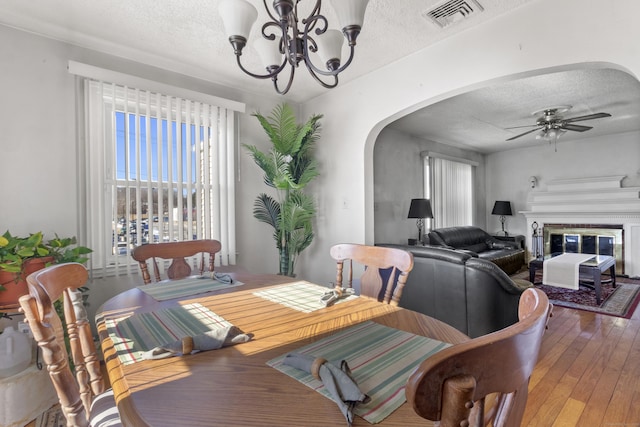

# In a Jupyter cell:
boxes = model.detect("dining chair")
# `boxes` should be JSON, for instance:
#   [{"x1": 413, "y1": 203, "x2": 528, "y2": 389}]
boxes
[
  {"x1": 405, "y1": 287, "x2": 552, "y2": 427},
  {"x1": 131, "y1": 239, "x2": 222, "y2": 284},
  {"x1": 19, "y1": 262, "x2": 150, "y2": 427},
  {"x1": 329, "y1": 243, "x2": 414, "y2": 305}
]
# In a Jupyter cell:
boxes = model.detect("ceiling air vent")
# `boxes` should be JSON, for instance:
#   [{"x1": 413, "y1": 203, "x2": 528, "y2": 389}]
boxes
[{"x1": 423, "y1": 0, "x2": 485, "y2": 28}]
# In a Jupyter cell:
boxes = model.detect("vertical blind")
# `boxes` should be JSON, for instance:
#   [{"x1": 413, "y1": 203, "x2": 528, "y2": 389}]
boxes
[
  {"x1": 82, "y1": 80, "x2": 236, "y2": 276},
  {"x1": 429, "y1": 156, "x2": 474, "y2": 228}
]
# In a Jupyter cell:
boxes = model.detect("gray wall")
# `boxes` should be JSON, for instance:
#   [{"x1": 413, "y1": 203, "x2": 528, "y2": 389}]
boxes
[{"x1": 373, "y1": 127, "x2": 486, "y2": 245}]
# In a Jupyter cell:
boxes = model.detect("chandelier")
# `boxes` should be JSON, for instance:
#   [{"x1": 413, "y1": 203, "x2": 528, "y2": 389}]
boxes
[{"x1": 218, "y1": 0, "x2": 370, "y2": 95}]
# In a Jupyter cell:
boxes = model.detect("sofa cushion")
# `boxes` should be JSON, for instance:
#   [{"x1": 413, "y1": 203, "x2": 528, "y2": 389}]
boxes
[{"x1": 427, "y1": 226, "x2": 524, "y2": 275}]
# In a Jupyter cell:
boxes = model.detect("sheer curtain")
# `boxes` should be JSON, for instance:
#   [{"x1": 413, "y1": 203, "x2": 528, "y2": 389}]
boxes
[{"x1": 426, "y1": 155, "x2": 475, "y2": 229}]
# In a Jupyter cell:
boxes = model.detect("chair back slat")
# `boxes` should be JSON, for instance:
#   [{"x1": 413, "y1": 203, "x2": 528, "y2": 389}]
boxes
[
  {"x1": 131, "y1": 239, "x2": 222, "y2": 284},
  {"x1": 329, "y1": 244, "x2": 414, "y2": 305}
]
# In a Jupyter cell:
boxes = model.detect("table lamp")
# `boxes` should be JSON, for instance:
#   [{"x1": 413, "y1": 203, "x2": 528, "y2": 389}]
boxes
[
  {"x1": 407, "y1": 198, "x2": 433, "y2": 244},
  {"x1": 492, "y1": 200, "x2": 513, "y2": 236}
]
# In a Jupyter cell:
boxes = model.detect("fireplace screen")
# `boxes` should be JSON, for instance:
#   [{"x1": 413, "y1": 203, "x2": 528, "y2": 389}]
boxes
[{"x1": 543, "y1": 225, "x2": 624, "y2": 274}]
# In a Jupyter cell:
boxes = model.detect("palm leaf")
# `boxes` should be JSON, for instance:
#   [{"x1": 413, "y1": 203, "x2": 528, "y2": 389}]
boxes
[{"x1": 253, "y1": 193, "x2": 280, "y2": 230}]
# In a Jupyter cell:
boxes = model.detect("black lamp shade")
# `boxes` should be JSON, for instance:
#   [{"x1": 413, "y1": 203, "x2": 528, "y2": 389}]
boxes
[
  {"x1": 408, "y1": 199, "x2": 433, "y2": 219},
  {"x1": 491, "y1": 201, "x2": 513, "y2": 216}
]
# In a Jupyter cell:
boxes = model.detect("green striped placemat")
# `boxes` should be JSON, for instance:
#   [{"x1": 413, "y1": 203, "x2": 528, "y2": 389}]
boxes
[
  {"x1": 104, "y1": 303, "x2": 232, "y2": 365},
  {"x1": 267, "y1": 321, "x2": 451, "y2": 424},
  {"x1": 253, "y1": 281, "x2": 358, "y2": 313},
  {"x1": 137, "y1": 275, "x2": 244, "y2": 301}
]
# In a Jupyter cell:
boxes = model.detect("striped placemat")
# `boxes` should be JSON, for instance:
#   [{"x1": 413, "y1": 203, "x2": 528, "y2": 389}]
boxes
[
  {"x1": 137, "y1": 275, "x2": 244, "y2": 301},
  {"x1": 267, "y1": 320, "x2": 451, "y2": 424},
  {"x1": 253, "y1": 281, "x2": 358, "y2": 313},
  {"x1": 104, "y1": 303, "x2": 232, "y2": 365}
]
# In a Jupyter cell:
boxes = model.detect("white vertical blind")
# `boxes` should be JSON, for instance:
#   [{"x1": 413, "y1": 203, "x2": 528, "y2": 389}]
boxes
[
  {"x1": 430, "y1": 156, "x2": 474, "y2": 228},
  {"x1": 82, "y1": 79, "x2": 237, "y2": 276}
]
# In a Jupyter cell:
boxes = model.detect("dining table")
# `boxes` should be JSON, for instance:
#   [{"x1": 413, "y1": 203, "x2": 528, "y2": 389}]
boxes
[{"x1": 96, "y1": 267, "x2": 470, "y2": 427}]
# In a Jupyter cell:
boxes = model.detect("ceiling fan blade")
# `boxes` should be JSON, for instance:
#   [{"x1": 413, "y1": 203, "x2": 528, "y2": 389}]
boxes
[
  {"x1": 562, "y1": 123, "x2": 593, "y2": 132},
  {"x1": 505, "y1": 124, "x2": 540, "y2": 130},
  {"x1": 564, "y1": 112, "x2": 611, "y2": 123},
  {"x1": 506, "y1": 127, "x2": 542, "y2": 141}
]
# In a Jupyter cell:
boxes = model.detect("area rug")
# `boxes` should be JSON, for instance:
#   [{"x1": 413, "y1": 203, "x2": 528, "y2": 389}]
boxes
[
  {"x1": 35, "y1": 404, "x2": 65, "y2": 427},
  {"x1": 511, "y1": 270, "x2": 640, "y2": 319}
]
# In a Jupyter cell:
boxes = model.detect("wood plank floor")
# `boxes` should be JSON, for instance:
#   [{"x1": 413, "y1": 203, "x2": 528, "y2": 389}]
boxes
[
  {"x1": 25, "y1": 300, "x2": 640, "y2": 427},
  {"x1": 522, "y1": 300, "x2": 640, "y2": 426}
]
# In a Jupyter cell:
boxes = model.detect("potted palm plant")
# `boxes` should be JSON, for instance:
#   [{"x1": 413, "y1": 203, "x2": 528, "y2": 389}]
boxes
[
  {"x1": 244, "y1": 103, "x2": 322, "y2": 277},
  {"x1": 0, "y1": 231, "x2": 92, "y2": 308}
]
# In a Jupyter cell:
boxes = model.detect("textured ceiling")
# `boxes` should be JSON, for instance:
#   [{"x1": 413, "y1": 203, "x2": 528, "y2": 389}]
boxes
[
  {"x1": 1, "y1": 0, "x2": 639, "y2": 153},
  {"x1": 387, "y1": 67, "x2": 640, "y2": 153},
  {"x1": 0, "y1": 0, "x2": 534, "y2": 102}
]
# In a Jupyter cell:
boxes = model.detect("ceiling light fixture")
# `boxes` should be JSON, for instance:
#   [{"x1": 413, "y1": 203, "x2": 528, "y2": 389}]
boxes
[
  {"x1": 535, "y1": 124, "x2": 566, "y2": 151},
  {"x1": 218, "y1": 0, "x2": 370, "y2": 95}
]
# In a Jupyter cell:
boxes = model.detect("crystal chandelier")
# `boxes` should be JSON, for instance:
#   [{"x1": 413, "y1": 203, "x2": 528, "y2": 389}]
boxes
[{"x1": 219, "y1": 0, "x2": 370, "y2": 95}]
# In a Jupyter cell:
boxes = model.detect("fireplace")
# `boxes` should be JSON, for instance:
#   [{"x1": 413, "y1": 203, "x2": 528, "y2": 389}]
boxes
[
  {"x1": 542, "y1": 223, "x2": 624, "y2": 274},
  {"x1": 522, "y1": 175, "x2": 640, "y2": 278}
]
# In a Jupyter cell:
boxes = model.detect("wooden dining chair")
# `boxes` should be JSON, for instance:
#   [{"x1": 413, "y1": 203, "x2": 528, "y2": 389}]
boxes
[
  {"x1": 329, "y1": 243, "x2": 414, "y2": 305},
  {"x1": 19, "y1": 263, "x2": 149, "y2": 427},
  {"x1": 131, "y1": 239, "x2": 222, "y2": 284},
  {"x1": 406, "y1": 287, "x2": 552, "y2": 427}
]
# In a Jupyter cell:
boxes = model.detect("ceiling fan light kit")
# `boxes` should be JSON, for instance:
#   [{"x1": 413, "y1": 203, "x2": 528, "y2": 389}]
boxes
[
  {"x1": 219, "y1": 0, "x2": 370, "y2": 95},
  {"x1": 505, "y1": 104, "x2": 612, "y2": 149}
]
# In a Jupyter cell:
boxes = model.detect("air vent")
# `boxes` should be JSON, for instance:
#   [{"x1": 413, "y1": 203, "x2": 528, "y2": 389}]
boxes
[{"x1": 423, "y1": 0, "x2": 485, "y2": 28}]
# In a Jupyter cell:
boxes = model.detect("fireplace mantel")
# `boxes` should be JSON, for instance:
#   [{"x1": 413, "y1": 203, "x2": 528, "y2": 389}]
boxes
[{"x1": 521, "y1": 176, "x2": 640, "y2": 278}]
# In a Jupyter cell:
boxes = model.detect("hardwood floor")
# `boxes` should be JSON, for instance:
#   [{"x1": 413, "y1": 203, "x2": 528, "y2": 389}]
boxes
[{"x1": 523, "y1": 301, "x2": 640, "y2": 426}]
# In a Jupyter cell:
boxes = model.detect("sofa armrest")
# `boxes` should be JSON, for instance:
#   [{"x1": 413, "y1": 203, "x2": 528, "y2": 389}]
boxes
[
  {"x1": 486, "y1": 238, "x2": 518, "y2": 250},
  {"x1": 465, "y1": 257, "x2": 533, "y2": 295},
  {"x1": 457, "y1": 249, "x2": 480, "y2": 258}
]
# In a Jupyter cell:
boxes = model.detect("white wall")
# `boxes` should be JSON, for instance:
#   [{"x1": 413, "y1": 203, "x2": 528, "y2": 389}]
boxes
[
  {"x1": 0, "y1": 25, "x2": 288, "y2": 323},
  {"x1": 298, "y1": 0, "x2": 640, "y2": 286},
  {"x1": 486, "y1": 130, "x2": 640, "y2": 238}
]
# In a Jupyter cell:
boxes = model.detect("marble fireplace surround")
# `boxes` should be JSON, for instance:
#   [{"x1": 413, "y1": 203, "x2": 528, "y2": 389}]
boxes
[{"x1": 522, "y1": 176, "x2": 640, "y2": 278}]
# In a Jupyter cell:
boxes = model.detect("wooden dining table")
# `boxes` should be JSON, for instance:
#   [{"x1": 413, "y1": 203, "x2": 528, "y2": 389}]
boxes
[{"x1": 96, "y1": 267, "x2": 469, "y2": 427}]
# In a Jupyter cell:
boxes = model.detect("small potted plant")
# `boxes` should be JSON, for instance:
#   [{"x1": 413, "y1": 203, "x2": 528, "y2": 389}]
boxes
[{"x1": 0, "y1": 231, "x2": 92, "y2": 308}]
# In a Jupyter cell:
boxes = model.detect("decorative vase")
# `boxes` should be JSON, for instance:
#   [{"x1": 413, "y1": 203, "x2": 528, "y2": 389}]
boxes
[{"x1": 0, "y1": 256, "x2": 54, "y2": 309}]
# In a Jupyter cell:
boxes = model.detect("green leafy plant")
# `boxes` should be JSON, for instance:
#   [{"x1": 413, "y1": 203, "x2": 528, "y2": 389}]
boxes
[
  {"x1": 244, "y1": 103, "x2": 322, "y2": 277},
  {"x1": 0, "y1": 231, "x2": 92, "y2": 291},
  {"x1": 0, "y1": 231, "x2": 49, "y2": 274}
]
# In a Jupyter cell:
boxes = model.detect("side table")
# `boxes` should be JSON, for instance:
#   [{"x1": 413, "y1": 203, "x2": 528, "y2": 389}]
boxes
[{"x1": 493, "y1": 234, "x2": 525, "y2": 250}]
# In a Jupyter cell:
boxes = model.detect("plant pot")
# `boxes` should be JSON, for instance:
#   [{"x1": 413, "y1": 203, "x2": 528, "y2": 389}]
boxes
[{"x1": 0, "y1": 256, "x2": 54, "y2": 309}]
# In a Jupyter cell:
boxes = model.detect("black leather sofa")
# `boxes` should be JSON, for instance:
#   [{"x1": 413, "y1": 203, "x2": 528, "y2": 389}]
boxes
[
  {"x1": 378, "y1": 244, "x2": 532, "y2": 338},
  {"x1": 427, "y1": 226, "x2": 525, "y2": 275}
]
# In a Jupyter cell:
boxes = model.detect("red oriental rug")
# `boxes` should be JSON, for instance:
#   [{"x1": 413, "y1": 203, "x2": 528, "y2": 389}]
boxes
[{"x1": 511, "y1": 270, "x2": 640, "y2": 319}]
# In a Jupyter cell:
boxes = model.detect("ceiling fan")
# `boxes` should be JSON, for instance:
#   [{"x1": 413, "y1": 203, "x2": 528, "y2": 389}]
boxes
[{"x1": 505, "y1": 105, "x2": 612, "y2": 141}]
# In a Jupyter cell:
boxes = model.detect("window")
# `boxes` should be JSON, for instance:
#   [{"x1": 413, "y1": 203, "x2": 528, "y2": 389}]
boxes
[
  {"x1": 81, "y1": 80, "x2": 237, "y2": 276},
  {"x1": 423, "y1": 154, "x2": 475, "y2": 229}
]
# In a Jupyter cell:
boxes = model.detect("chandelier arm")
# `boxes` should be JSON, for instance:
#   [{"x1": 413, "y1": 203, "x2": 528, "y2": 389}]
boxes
[
  {"x1": 304, "y1": 64, "x2": 339, "y2": 89},
  {"x1": 261, "y1": 21, "x2": 282, "y2": 41},
  {"x1": 262, "y1": 0, "x2": 280, "y2": 23},
  {"x1": 301, "y1": 0, "x2": 322, "y2": 33},
  {"x1": 235, "y1": 55, "x2": 287, "y2": 80},
  {"x1": 272, "y1": 63, "x2": 296, "y2": 95}
]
